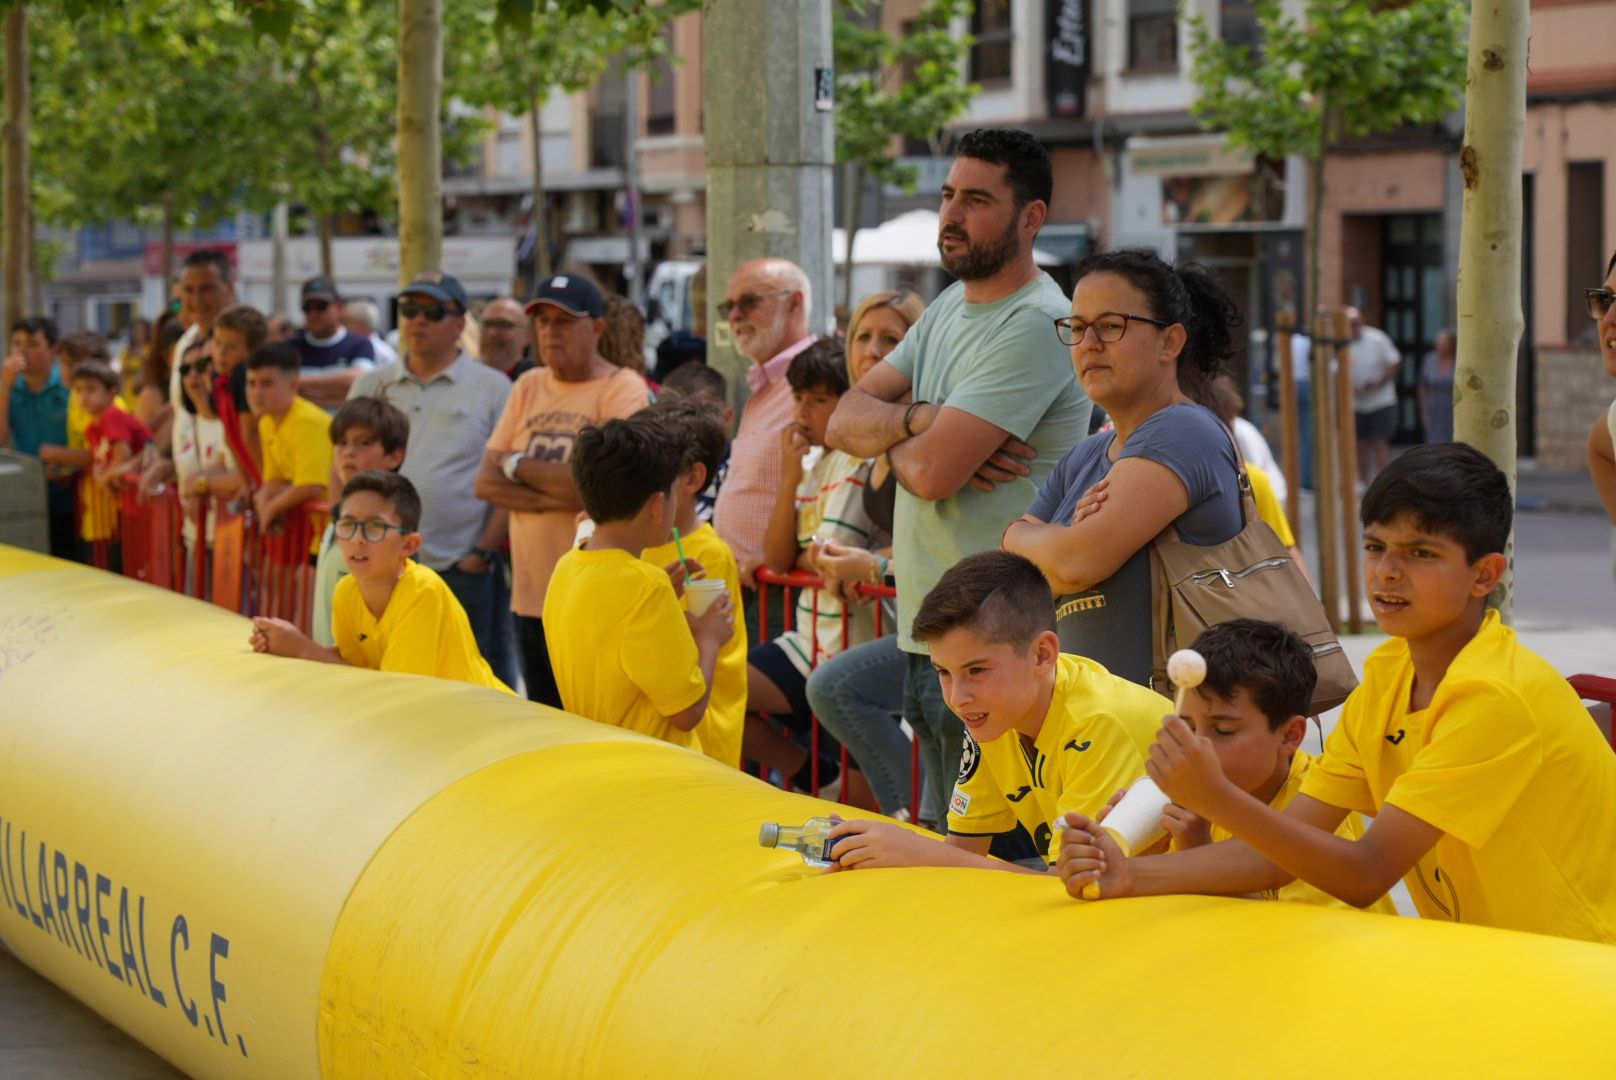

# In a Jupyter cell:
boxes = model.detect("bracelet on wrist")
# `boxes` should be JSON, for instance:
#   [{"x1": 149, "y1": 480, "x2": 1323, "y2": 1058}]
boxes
[{"x1": 902, "y1": 400, "x2": 927, "y2": 439}]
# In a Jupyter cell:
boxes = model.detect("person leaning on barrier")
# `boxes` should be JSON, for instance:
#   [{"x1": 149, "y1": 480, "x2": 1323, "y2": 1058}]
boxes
[{"x1": 1584, "y1": 249, "x2": 1616, "y2": 526}]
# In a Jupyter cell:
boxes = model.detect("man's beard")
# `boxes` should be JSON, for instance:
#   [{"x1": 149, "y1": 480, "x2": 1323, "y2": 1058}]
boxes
[{"x1": 938, "y1": 218, "x2": 1020, "y2": 281}]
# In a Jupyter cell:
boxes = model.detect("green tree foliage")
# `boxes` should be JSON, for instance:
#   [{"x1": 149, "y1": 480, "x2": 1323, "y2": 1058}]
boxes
[
  {"x1": 1186, "y1": 0, "x2": 1467, "y2": 319},
  {"x1": 832, "y1": 0, "x2": 974, "y2": 313},
  {"x1": 447, "y1": 0, "x2": 697, "y2": 282}
]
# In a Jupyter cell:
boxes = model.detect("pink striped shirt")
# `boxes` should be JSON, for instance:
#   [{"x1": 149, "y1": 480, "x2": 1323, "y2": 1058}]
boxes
[{"x1": 713, "y1": 334, "x2": 818, "y2": 570}]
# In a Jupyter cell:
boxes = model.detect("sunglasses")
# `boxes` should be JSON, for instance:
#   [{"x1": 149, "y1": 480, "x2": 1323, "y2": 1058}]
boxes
[
  {"x1": 716, "y1": 290, "x2": 791, "y2": 321},
  {"x1": 399, "y1": 301, "x2": 457, "y2": 322},
  {"x1": 301, "y1": 299, "x2": 332, "y2": 314},
  {"x1": 178, "y1": 360, "x2": 212, "y2": 377},
  {"x1": 481, "y1": 319, "x2": 520, "y2": 331},
  {"x1": 1586, "y1": 288, "x2": 1614, "y2": 320}
]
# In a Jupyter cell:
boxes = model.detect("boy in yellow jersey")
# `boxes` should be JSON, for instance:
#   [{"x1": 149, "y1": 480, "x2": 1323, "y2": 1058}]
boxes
[
  {"x1": 544, "y1": 417, "x2": 734, "y2": 751},
  {"x1": 638, "y1": 398, "x2": 747, "y2": 767},
  {"x1": 249, "y1": 470, "x2": 511, "y2": 694},
  {"x1": 245, "y1": 342, "x2": 332, "y2": 540},
  {"x1": 1147, "y1": 619, "x2": 1394, "y2": 913},
  {"x1": 73, "y1": 361, "x2": 152, "y2": 561},
  {"x1": 1060, "y1": 444, "x2": 1616, "y2": 943},
  {"x1": 827, "y1": 551, "x2": 1170, "y2": 873}
]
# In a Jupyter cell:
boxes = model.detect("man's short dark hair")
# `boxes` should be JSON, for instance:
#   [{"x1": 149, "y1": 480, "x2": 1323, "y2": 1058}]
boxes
[
  {"x1": 953, "y1": 128, "x2": 1054, "y2": 209},
  {"x1": 640, "y1": 397, "x2": 728, "y2": 490},
  {"x1": 246, "y1": 342, "x2": 302, "y2": 376},
  {"x1": 69, "y1": 360, "x2": 120, "y2": 392},
  {"x1": 331, "y1": 397, "x2": 410, "y2": 457},
  {"x1": 661, "y1": 360, "x2": 727, "y2": 404},
  {"x1": 1360, "y1": 442, "x2": 1511, "y2": 563},
  {"x1": 58, "y1": 330, "x2": 111, "y2": 365},
  {"x1": 182, "y1": 248, "x2": 234, "y2": 285},
  {"x1": 571, "y1": 416, "x2": 682, "y2": 525},
  {"x1": 786, "y1": 338, "x2": 850, "y2": 396},
  {"x1": 11, "y1": 316, "x2": 58, "y2": 345},
  {"x1": 1192, "y1": 620, "x2": 1317, "y2": 729},
  {"x1": 911, "y1": 551, "x2": 1055, "y2": 650},
  {"x1": 339, "y1": 469, "x2": 421, "y2": 533},
  {"x1": 216, "y1": 305, "x2": 269, "y2": 351}
]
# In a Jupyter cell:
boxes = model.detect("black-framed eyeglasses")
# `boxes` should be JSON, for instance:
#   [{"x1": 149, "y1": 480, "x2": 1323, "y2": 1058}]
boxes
[
  {"x1": 481, "y1": 319, "x2": 520, "y2": 331},
  {"x1": 398, "y1": 301, "x2": 456, "y2": 322},
  {"x1": 301, "y1": 299, "x2": 332, "y2": 314},
  {"x1": 1586, "y1": 288, "x2": 1614, "y2": 320},
  {"x1": 716, "y1": 290, "x2": 791, "y2": 321},
  {"x1": 1053, "y1": 312, "x2": 1173, "y2": 347},
  {"x1": 333, "y1": 517, "x2": 412, "y2": 542}
]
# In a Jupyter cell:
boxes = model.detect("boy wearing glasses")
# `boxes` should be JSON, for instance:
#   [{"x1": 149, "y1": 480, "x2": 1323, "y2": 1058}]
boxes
[
  {"x1": 250, "y1": 470, "x2": 512, "y2": 694},
  {"x1": 310, "y1": 396, "x2": 410, "y2": 647}
]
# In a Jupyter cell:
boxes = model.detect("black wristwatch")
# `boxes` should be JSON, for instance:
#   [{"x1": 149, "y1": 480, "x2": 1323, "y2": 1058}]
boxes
[{"x1": 470, "y1": 547, "x2": 499, "y2": 565}]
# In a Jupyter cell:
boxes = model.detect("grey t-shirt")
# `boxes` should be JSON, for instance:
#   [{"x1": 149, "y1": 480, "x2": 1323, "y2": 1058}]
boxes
[
  {"x1": 1026, "y1": 402, "x2": 1242, "y2": 685},
  {"x1": 886, "y1": 274, "x2": 1090, "y2": 653},
  {"x1": 349, "y1": 353, "x2": 512, "y2": 572}
]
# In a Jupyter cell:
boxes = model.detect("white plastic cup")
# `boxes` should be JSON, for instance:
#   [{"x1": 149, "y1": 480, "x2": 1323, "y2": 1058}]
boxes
[
  {"x1": 685, "y1": 578, "x2": 726, "y2": 616},
  {"x1": 1099, "y1": 776, "x2": 1171, "y2": 856}
]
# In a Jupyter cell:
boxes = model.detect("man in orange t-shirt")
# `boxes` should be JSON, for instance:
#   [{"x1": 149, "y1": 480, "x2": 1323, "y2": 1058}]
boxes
[{"x1": 475, "y1": 274, "x2": 651, "y2": 707}]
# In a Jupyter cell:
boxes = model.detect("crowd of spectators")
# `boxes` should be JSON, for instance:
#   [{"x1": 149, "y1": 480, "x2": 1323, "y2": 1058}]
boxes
[{"x1": 4, "y1": 130, "x2": 1613, "y2": 945}]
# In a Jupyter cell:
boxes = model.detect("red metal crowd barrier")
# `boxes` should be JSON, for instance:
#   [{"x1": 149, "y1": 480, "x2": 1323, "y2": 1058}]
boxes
[
  {"x1": 754, "y1": 568, "x2": 919, "y2": 819},
  {"x1": 107, "y1": 478, "x2": 328, "y2": 636}
]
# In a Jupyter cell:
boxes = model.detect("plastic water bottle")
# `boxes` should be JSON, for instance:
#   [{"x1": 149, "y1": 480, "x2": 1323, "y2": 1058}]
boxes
[{"x1": 759, "y1": 817, "x2": 842, "y2": 868}]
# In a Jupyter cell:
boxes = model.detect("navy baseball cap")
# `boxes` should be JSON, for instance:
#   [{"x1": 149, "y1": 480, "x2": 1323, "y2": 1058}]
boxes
[
  {"x1": 525, "y1": 274, "x2": 604, "y2": 319},
  {"x1": 301, "y1": 275, "x2": 338, "y2": 302},
  {"x1": 399, "y1": 268, "x2": 468, "y2": 311}
]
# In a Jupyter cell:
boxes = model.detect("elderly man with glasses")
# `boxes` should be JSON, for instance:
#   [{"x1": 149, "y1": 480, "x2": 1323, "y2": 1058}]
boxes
[
  {"x1": 711, "y1": 258, "x2": 818, "y2": 614},
  {"x1": 348, "y1": 269, "x2": 518, "y2": 689}
]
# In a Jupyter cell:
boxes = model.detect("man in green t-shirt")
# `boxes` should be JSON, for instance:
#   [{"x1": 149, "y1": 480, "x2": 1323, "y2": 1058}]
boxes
[{"x1": 826, "y1": 128, "x2": 1090, "y2": 829}]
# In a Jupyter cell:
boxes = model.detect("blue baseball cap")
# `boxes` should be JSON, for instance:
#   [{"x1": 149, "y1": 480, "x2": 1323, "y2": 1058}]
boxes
[
  {"x1": 399, "y1": 268, "x2": 468, "y2": 311},
  {"x1": 525, "y1": 274, "x2": 604, "y2": 319}
]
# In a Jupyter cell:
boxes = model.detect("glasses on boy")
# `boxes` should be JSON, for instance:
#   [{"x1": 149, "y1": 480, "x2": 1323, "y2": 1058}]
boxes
[{"x1": 334, "y1": 517, "x2": 412, "y2": 542}]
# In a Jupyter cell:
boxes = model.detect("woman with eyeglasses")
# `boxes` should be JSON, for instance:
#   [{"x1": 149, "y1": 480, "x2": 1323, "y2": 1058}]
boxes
[
  {"x1": 1585, "y1": 249, "x2": 1616, "y2": 524},
  {"x1": 1002, "y1": 249, "x2": 1245, "y2": 686}
]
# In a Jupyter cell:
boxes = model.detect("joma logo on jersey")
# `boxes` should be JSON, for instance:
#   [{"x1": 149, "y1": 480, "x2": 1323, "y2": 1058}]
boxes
[
  {"x1": 1064, "y1": 739, "x2": 1092, "y2": 753},
  {"x1": 1006, "y1": 785, "x2": 1033, "y2": 803}
]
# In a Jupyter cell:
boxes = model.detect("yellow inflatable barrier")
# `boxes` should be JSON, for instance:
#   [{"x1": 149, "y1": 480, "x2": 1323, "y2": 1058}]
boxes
[{"x1": 0, "y1": 545, "x2": 1613, "y2": 1078}]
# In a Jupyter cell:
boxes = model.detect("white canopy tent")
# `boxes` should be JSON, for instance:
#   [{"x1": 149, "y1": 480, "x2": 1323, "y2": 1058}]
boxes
[{"x1": 832, "y1": 209, "x2": 1060, "y2": 267}]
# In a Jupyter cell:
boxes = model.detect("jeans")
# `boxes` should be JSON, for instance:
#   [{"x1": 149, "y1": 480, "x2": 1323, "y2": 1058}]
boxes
[
  {"x1": 902, "y1": 651, "x2": 963, "y2": 831},
  {"x1": 440, "y1": 558, "x2": 520, "y2": 691},
  {"x1": 806, "y1": 636, "x2": 912, "y2": 816},
  {"x1": 515, "y1": 614, "x2": 564, "y2": 709}
]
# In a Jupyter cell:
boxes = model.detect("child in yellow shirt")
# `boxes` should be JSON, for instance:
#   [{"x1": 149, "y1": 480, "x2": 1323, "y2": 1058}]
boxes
[
  {"x1": 1148, "y1": 618, "x2": 1395, "y2": 914},
  {"x1": 1060, "y1": 444, "x2": 1616, "y2": 944},
  {"x1": 249, "y1": 470, "x2": 510, "y2": 693},
  {"x1": 638, "y1": 398, "x2": 747, "y2": 767},
  {"x1": 245, "y1": 342, "x2": 332, "y2": 540},
  {"x1": 543, "y1": 416, "x2": 734, "y2": 751},
  {"x1": 827, "y1": 551, "x2": 1170, "y2": 873}
]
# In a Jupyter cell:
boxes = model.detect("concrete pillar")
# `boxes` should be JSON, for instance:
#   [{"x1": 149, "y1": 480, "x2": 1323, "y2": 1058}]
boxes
[{"x1": 703, "y1": 0, "x2": 836, "y2": 403}]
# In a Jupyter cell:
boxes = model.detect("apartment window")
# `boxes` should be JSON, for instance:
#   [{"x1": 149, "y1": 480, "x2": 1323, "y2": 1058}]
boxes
[
  {"x1": 1128, "y1": 0, "x2": 1178, "y2": 71},
  {"x1": 647, "y1": 25, "x2": 677, "y2": 136},
  {"x1": 970, "y1": 0, "x2": 1013, "y2": 85},
  {"x1": 1220, "y1": 0, "x2": 1258, "y2": 51}
]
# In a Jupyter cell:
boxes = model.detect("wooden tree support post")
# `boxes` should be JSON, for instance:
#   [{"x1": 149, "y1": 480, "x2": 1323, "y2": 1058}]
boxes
[
  {"x1": 1311, "y1": 308, "x2": 1340, "y2": 633},
  {"x1": 1275, "y1": 310, "x2": 1302, "y2": 537},
  {"x1": 1333, "y1": 307, "x2": 1363, "y2": 633},
  {"x1": 3, "y1": 3, "x2": 29, "y2": 331}
]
